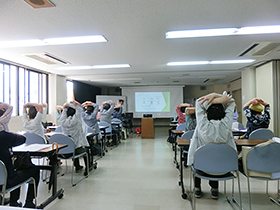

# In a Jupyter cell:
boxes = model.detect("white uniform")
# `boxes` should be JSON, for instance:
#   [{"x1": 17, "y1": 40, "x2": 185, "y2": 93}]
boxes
[
  {"x1": 22, "y1": 112, "x2": 45, "y2": 139},
  {"x1": 60, "y1": 103, "x2": 89, "y2": 148},
  {"x1": 187, "y1": 99, "x2": 237, "y2": 166}
]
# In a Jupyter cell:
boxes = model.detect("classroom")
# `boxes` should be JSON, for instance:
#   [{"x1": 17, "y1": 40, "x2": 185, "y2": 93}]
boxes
[{"x1": 0, "y1": 0, "x2": 280, "y2": 210}]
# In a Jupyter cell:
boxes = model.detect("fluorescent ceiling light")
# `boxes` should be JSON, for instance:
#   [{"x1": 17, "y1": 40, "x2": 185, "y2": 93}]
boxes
[
  {"x1": 55, "y1": 66, "x2": 92, "y2": 70},
  {"x1": 90, "y1": 78, "x2": 142, "y2": 81},
  {"x1": 0, "y1": 35, "x2": 107, "y2": 48},
  {"x1": 0, "y1": 39, "x2": 45, "y2": 48},
  {"x1": 167, "y1": 61, "x2": 209, "y2": 66},
  {"x1": 236, "y1": 25, "x2": 280, "y2": 35},
  {"x1": 210, "y1": 59, "x2": 255, "y2": 64},
  {"x1": 166, "y1": 25, "x2": 280, "y2": 39},
  {"x1": 92, "y1": 64, "x2": 130, "y2": 69},
  {"x1": 44, "y1": 35, "x2": 107, "y2": 45},
  {"x1": 166, "y1": 28, "x2": 237, "y2": 39}
]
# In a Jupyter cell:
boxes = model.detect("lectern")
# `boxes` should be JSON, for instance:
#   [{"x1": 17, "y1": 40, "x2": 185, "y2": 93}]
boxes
[{"x1": 141, "y1": 118, "x2": 154, "y2": 139}]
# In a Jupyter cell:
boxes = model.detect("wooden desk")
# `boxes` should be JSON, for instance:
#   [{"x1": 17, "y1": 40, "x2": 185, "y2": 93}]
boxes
[
  {"x1": 12, "y1": 144, "x2": 67, "y2": 209},
  {"x1": 235, "y1": 139, "x2": 269, "y2": 146},
  {"x1": 141, "y1": 118, "x2": 154, "y2": 139}
]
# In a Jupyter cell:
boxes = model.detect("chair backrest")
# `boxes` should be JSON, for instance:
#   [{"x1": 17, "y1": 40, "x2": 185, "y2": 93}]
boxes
[
  {"x1": 181, "y1": 130, "x2": 194, "y2": 139},
  {"x1": 55, "y1": 126, "x2": 62, "y2": 132},
  {"x1": 247, "y1": 142, "x2": 280, "y2": 173},
  {"x1": 0, "y1": 160, "x2": 7, "y2": 187},
  {"x1": 87, "y1": 126, "x2": 95, "y2": 134},
  {"x1": 193, "y1": 143, "x2": 238, "y2": 174},
  {"x1": 176, "y1": 122, "x2": 186, "y2": 131},
  {"x1": 248, "y1": 128, "x2": 274, "y2": 140},
  {"x1": 24, "y1": 132, "x2": 46, "y2": 144},
  {"x1": 99, "y1": 121, "x2": 112, "y2": 133},
  {"x1": 48, "y1": 134, "x2": 75, "y2": 155}
]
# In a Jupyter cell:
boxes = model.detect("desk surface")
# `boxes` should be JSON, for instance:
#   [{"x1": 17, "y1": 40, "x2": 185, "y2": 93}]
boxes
[
  {"x1": 13, "y1": 143, "x2": 67, "y2": 156},
  {"x1": 177, "y1": 138, "x2": 270, "y2": 147},
  {"x1": 171, "y1": 130, "x2": 184, "y2": 134}
]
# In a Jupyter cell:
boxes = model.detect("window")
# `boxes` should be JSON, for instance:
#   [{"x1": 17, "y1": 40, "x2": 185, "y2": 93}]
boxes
[
  {"x1": 0, "y1": 61, "x2": 48, "y2": 116},
  {"x1": 66, "y1": 80, "x2": 74, "y2": 102}
]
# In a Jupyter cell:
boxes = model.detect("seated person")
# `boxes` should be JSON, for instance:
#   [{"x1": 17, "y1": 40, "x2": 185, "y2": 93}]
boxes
[
  {"x1": 112, "y1": 99, "x2": 124, "y2": 121},
  {"x1": 60, "y1": 100, "x2": 91, "y2": 175},
  {"x1": 100, "y1": 100, "x2": 115, "y2": 124},
  {"x1": 82, "y1": 101, "x2": 100, "y2": 135},
  {"x1": 0, "y1": 103, "x2": 40, "y2": 208},
  {"x1": 0, "y1": 102, "x2": 13, "y2": 132},
  {"x1": 176, "y1": 103, "x2": 193, "y2": 125},
  {"x1": 187, "y1": 91, "x2": 236, "y2": 199},
  {"x1": 242, "y1": 98, "x2": 270, "y2": 139},
  {"x1": 185, "y1": 107, "x2": 196, "y2": 131},
  {"x1": 22, "y1": 103, "x2": 45, "y2": 139},
  {"x1": 55, "y1": 105, "x2": 63, "y2": 126}
]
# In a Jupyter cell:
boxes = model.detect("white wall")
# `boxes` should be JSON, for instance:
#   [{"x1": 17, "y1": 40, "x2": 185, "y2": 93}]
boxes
[{"x1": 255, "y1": 62, "x2": 274, "y2": 131}]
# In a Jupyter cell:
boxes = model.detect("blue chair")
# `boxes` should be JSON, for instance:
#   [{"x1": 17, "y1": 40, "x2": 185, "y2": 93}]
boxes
[
  {"x1": 191, "y1": 143, "x2": 242, "y2": 210},
  {"x1": 48, "y1": 134, "x2": 89, "y2": 186},
  {"x1": 0, "y1": 160, "x2": 37, "y2": 206},
  {"x1": 249, "y1": 128, "x2": 274, "y2": 140},
  {"x1": 24, "y1": 132, "x2": 47, "y2": 144},
  {"x1": 176, "y1": 122, "x2": 186, "y2": 131},
  {"x1": 55, "y1": 126, "x2": 62, "y2": 132},
  {"x1": 99, "y1": 122, "x2": 117, "y2": 147},
  {"x1": 245, "y1": 141, "x2": 280, "y2": 210}
]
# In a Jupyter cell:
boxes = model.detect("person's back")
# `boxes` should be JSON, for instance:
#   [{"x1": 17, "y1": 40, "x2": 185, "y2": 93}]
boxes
[
  {"x1": 22, "y1": 103, "x2": 45, "y2": 139},
  {"x1": 100, "y1": 100, "x2": 115, "y2": 124},
  {"x1": 60, "y1": 101, "x2": 89, "y2": 148},
  {"x1": 187, "y1": 91, "x2": 236, "y2": 199},
  {"x1": 82, "y1": 102, "x2": 100, "y2": 133},
  {"x1": 243, "y1": 98, "x2": 270, "y2": 139},
  {"x1": 112, "y1": 99, "x2": 124, "y2": 121}
]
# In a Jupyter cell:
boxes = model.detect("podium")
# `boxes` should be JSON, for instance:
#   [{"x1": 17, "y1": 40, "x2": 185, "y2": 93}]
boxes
[{"x1": 141, "y1": 118, "x2": 154, "y2": 139}]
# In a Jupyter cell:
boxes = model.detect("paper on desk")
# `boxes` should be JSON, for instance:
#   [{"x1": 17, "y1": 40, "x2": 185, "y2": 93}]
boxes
[
  {"x1": 272, "y1": 137, "x2": 280, "y2": 143},
  {"x1": 13, "y1": 144, "x2": 52, "y2": 152}
]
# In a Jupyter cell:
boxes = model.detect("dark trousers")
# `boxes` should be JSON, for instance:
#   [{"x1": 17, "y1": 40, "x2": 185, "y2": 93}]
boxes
[
  {"x1": 7, "y1": 166, "x2": 40, "y2": 204},
  {"x1": 195, "y1": 176, "x2": 219, "y2": 189}
]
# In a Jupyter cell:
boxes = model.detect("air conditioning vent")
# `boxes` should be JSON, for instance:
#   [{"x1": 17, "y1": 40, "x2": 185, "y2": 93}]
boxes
[
  {"x1": 24, "y1": 52, "x2": 70, "y2": 65},
  {"x1": 239, "y1": 42, "x2": 280, "y2": 57}
]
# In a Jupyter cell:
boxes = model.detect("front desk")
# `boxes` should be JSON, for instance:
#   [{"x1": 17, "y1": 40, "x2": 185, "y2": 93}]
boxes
[{"x1": 141, "y1": 118, "x2": 154, "y2": 139}]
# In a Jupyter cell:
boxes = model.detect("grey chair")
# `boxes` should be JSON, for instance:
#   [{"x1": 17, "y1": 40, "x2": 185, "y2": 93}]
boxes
[
  {"x1": 176, "y1": 122, "x2": 186, "y2": 131},
  {"x1": 181, "y1": 130, "x2": 194, "y2": 139},
  {"x1": 24, "y1": 132, "x2": 47, "y2": 144},
  {"x1": 191, "y1": 143, "x2": 242, "y2": 210},
  {"x1": 248, "y1": 128, "x2": 274, "y2": 139},
  {"x1": 0, "y1": 160, "x2": 37, "y2": 206},
  {"x1": 245, "y1": 142, "x2": 280, "y2": 210},
  {"x1": 48, "y1": 133, "x2": 89, "y2": 186},
  {"x1": 55, "y1": 126, "x2": 62, "y2": 132}
]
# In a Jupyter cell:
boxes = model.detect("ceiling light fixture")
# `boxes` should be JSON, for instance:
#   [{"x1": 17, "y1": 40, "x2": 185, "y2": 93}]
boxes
[
  {"x1": 166, "y1": 25, "x2": 280, "y2": 39},
  {"x1": 209, "y1": 59, "x2": 255, "y2": 64},
  {"x1": 0, "y1": 35, "x2": 107, "y2": 48},
  {"x1": 55, "y1": 66, "x2": 92, "y2": 70},
  {"x1": 92, "y1": 64, "x2": 130, "y2": 69},
  {"x1": 167, "y1": 59, "x2": 255, "y2": 66},
  {"x1": 167, "y1": 61, "x2": 209, "y2": 66}
]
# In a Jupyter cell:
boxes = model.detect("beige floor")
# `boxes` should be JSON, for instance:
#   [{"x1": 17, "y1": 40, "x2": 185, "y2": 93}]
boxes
[{"x1": 18, "y1": 127, "x2": 280, "y2": 210}]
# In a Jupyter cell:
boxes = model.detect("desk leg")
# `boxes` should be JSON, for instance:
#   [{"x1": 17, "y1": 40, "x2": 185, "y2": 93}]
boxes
[
  {"x1": 38, "y1": 154, "x2": 64, "y2": 209},
  {"x1": 174, "y1": 135, "x2": 179, "y2": 169},
  {"x1": 179, "y1": 147, "x2": 187, "y2": 199}
]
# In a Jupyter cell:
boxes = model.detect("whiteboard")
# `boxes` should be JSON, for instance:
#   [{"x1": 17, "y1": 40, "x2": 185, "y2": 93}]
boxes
[{"x1": 96, "y1": 95, "x2": 127, "y2": 112}]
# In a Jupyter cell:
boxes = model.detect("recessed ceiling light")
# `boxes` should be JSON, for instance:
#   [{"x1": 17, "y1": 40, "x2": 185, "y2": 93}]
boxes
[
  {"x1": 92, "y1": 64, "x2": 130, "y2": 69},
  {"x1": 210, "y1": 59, "x2": 255, "y2": 64},
  {"x1": 44, "y1": 35, "x2": 107, "y2": 45},
  {"x1": 167, "y1": 61, "x2": 209, "y2": 66},
  {"x1": 166, "y1": 28, "x2": 237, "y2": 39},
  {"x1": 55, "y1": 66, "x2": 92, "y2": 70},
  {"x1": 0, "y1": 35, "x2": 107, "y2": 48},
  {"x1": 166, "y1": 25, "x2": 280, "y2": 39}
]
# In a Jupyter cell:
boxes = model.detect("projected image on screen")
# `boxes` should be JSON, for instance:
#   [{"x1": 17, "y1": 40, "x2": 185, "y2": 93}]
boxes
[{"x1": 135, "y1": 92, "x2": 170, "y2": 112}]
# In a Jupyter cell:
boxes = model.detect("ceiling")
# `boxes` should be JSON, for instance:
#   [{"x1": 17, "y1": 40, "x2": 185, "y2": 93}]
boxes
[{"x1": 1, "y1": 0, "x2": 280, "y2": 87}]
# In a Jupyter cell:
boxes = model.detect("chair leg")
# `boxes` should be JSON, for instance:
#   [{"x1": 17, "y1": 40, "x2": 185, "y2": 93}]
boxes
[{"x1": 247, "y1": 177, "x2": 252, "y2": 210}]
